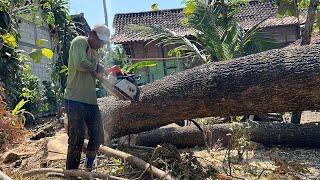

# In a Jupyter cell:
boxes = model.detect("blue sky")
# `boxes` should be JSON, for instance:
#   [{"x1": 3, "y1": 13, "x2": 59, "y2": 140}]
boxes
[{"x1": 69, "y1": 0, "x2": 184, "y2": 34}]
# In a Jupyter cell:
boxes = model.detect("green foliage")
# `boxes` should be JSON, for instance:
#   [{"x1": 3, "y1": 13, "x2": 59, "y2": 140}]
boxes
[
  {"x1": 20, "y1": 72, "x2": 48, "y2": 116},
  {"x1": 0, "y1": 1, "x2": 56, "y2": 118},
  {"x1": 122, "y1": 61, "x2": 157, "y2": 73},
  {"x1": 0, "y1": 0, "x2": 24, "y2": 108},
  {"x1": 11, "y1": 99, "x2": 28, "y2": 117},
  {"x1": 37, "y1": 0, "x2": 78, "y2": 112},
  {"x1": 183, "y1": 0, "x2": 279, "y2": 60},
  {"x1": 28, "y1": 38, "x2": 54, "y2": 63},
  {"x1": 28, "y1": 49, "x2": 43, "y2": 63},
  {"x1": 41, "y1": 0, "x2": 77, "y2": 91},
  {"x1": 110, "y1": 158, "x2": 126, "y2": 175},
  {"x1": 42, "y1": 81, "x2": 58, "y2": 114},
  {"x1": 2, "y1": 33, "x2": 17, "y2": 48},
  {"x1": 108, "y1": 45, "x2": 157, "y2": 74},
  {"x1": 11, "y1": 99, "x2": 34, "y2": 124},
  {"x1": 151, "y1": 3, "x2": 159, "y2": 11},
  {"x1": 41, "y1": 48, "x2": 53, "y2": 59},
  {"x1": 275, "y1": 0, "x2": 320, "y2": 17},
  {"x1": 275, "y1": 0, "x2": 300, "y2": 17},
  {"x1": 109, "y1": 45, "x2": 129, "y2": 68},
  {"x1": 59, "y1": 65, "x2": 68, "y2": 75},
  {"x1": 275, "y1": 0, "x2": 320, "y2": 29},
  {"x1": 183, "y1": 0, "x2": 197, "y2": 16}
]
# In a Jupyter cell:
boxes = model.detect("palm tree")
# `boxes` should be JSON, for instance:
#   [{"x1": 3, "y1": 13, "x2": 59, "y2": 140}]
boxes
[{"x1": 127, "y1": 0, "x2": 278, "y2": 64}]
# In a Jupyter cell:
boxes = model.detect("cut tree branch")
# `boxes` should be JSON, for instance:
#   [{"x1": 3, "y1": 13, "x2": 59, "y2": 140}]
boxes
[
  {"x1": 135, "y1": 122, "x2": 320, "y2": 148},
  {"x1": 86, "y1": 141, "x2": 177, "y2": 180}
]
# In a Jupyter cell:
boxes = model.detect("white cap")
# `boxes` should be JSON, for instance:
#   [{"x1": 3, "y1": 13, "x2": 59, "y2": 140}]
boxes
[{"x1": 92, "y1": 24, "x2": 110, "y2": 42}]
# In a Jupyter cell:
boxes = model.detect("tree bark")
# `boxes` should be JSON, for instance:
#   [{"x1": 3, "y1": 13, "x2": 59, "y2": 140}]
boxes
[
  {"x1": 301, "y1": 0, "x2": 319, "y2": 45},
  {"x1": 291, "y1": 0, "x2": 318, "y2": 124},
  {"x1": 135, "y1": 122, "x2": 320, "y2": 148},
  {"x1": 99, "y1": 44, "x2": 320, "y2": 139}
]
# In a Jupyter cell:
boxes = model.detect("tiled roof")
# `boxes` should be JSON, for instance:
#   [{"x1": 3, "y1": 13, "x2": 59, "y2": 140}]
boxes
[
  {"x1": 236, "y1": 0, "x2": 299, "y2": 29},
  {"x1": 112, "y1": 0, "x2": 299, "y2": 43},
  {"x1": 71, "y1": 13, "x2": 91, "y2": 36},
  {"x1": 112, "y1": 8, "x2": 192, "y2": 43}
]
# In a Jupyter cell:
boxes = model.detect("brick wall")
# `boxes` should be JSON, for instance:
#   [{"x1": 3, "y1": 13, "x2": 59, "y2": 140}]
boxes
[{"x1": 18, "y1": 21, "x2": 55, "y2": 82}]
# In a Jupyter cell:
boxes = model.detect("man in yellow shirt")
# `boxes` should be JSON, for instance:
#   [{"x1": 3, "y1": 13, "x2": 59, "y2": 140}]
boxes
[{"x1": 64, "y1": 24, "x2": 109, "y2": 172}]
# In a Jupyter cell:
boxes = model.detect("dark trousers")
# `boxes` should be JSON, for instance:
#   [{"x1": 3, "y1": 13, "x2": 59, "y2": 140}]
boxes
[{"x1": 64, "y1": 99, "x2": 104, "y2": 170}]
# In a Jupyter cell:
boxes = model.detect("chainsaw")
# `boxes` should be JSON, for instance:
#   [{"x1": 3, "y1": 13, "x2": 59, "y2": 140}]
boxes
[{"x1": 99, "y1": 65, "x2": 139, "y2": 101}]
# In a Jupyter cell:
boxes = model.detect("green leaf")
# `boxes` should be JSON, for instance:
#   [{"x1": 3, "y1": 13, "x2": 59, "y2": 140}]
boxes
[
  {"x1": 122, "y1": 61, "x2": 157, "y2": 73},
  {"x1": 12, "y1": 99, "x2": 29, "y2": 116},
  {"x1": 41, "y1": 48, "x2": 54, "y2": 59},
  {"x1": 29, "y1": 49, "x2": 43, "y2": 63},
  {"x1": 183, "y1": 0, "x2": 197, "y2": 15},
  {"x1": 2, "y1": 33, "x2": 17, "y2": 48},
  {"x1": 151, "y1": 3, "x2": 159, "y2": 11},
  {"x1": 46, "y1": 12, "x2": 55, "y2": 26},
  {"x1": 36, "y1": 39, "x2": 48, "y2": 47},
  {"x1": 59, "y1": 65, "x2": 68, "y2": 74},
  {"x1": 23, "y1": 64, "x2": 32, "y2": 74},
  {"x1": 275, "y1": 0, "x2": 299, "y2": 17},
  {"x1": 20, "y1": 88, "x2": 31, "y2": 99}
]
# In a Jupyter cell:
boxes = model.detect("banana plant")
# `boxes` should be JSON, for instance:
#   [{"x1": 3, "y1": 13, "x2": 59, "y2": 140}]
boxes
[{"x1": 11, "y1": 99, "x2": 34, "y2": 127}]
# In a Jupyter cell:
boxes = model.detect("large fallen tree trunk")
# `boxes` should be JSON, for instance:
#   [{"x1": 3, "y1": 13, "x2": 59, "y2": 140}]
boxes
[
  {"x1": 135, "y1": 122, "x2": 320, "y2": 148},
  {"x1": 99, "y1": 44, "x2": 320, "y2": 139}
]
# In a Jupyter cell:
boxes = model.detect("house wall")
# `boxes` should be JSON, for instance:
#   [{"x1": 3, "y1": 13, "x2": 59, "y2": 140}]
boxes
[
  {"x1": 18, "y1": 21, "x2": 55, "y2": 82},
  {"x1": 263, "y1": 25, "x2": 300, "y2": 45},
  {"x1": 125, "y1": 42, "x2": 185, "y2": 85}
]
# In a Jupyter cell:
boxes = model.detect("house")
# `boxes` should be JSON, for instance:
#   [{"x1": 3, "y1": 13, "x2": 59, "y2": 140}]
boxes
[
  {"x1": 71, "y1": 13, "x2": 91, "y2": 36},
  {"x1": 111, "y1": 0, "x2": 300, "y2": 85}
]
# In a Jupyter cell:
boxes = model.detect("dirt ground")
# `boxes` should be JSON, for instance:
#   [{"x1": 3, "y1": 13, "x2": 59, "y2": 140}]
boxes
[{"x1": 1, "y1": 111, "x2": 320, "y2": 179}]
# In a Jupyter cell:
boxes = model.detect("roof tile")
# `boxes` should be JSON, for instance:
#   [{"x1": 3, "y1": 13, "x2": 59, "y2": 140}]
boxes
[{"x1": 112, "y1": 0, "x2": 299, "y2": 43}]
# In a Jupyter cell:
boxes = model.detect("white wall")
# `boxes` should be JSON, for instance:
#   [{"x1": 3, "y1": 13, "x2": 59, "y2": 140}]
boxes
[{"x1": 18, "y1": 21, "x2": 55, "y2": 82}]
